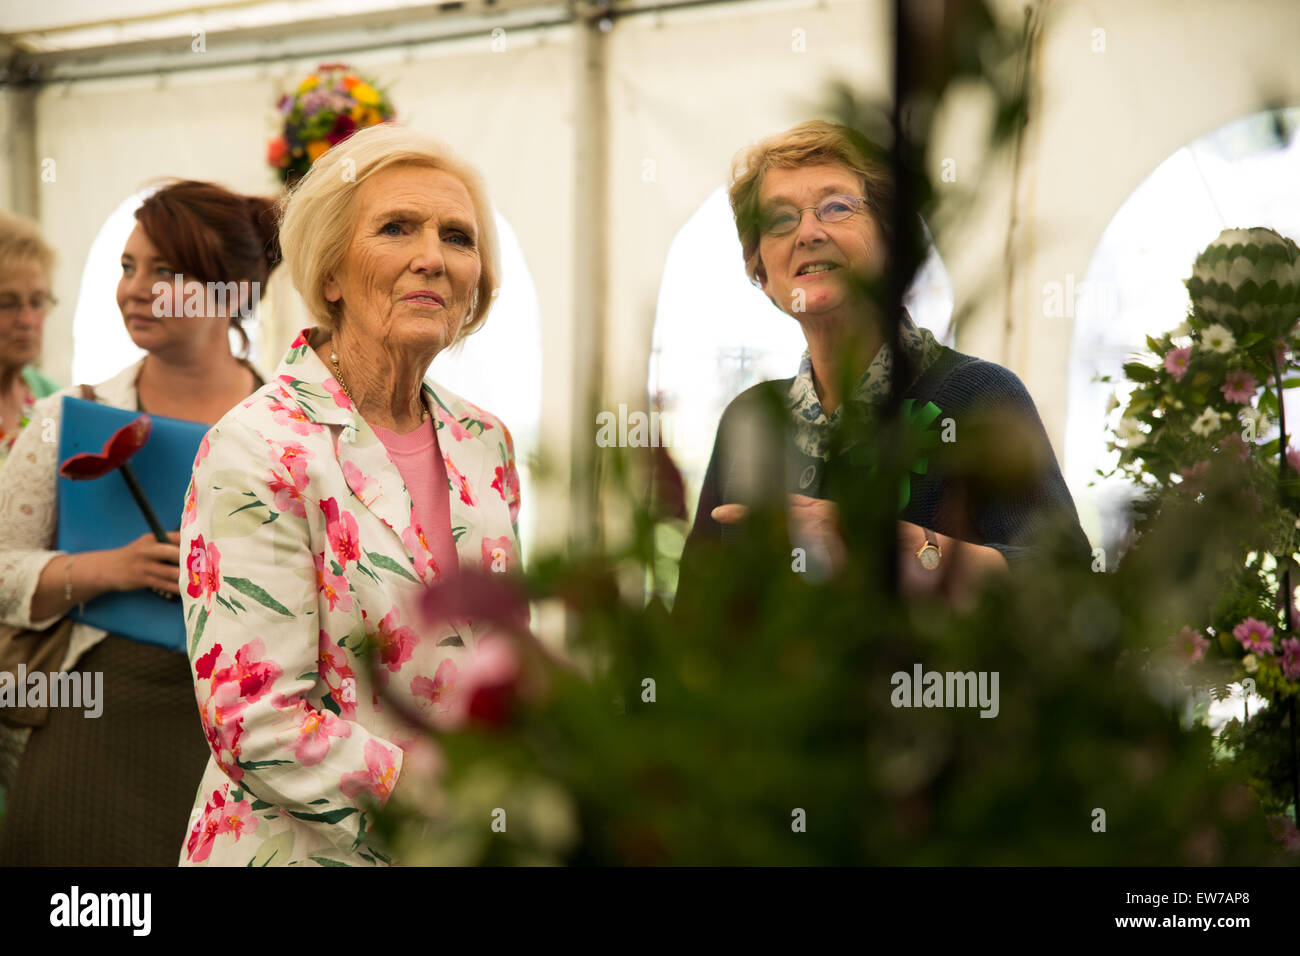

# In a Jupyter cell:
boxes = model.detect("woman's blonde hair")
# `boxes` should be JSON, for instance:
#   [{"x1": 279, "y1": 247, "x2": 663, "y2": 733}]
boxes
[
  {"x1": 278, "y1": 123, "x2": 500, "y2": 340},
  {"x1": 0, "y1": 210, "x2": 55, "y2": 276},
  {"x1": 728, "y1": 120, "x2": 892, "y2": 286}
]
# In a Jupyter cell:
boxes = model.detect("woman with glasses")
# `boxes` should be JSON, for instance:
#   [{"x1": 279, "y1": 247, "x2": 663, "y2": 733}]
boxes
[
  {"x1": 0, "y1": 180, "x2": 278, "y2": 864},
  {"x1": 677, "y1": 121, "x2": 1089, "y2": 607},
  {"x1": 0, "y1": 212, "x2": 61, "y2": 465},
  {"x1": 0, "y1": 212, "x2": 62, "y2": 815}
]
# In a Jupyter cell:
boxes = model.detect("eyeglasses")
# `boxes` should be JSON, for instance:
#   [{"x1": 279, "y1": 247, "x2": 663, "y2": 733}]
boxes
[
  {"x1": 0, "y1": 293, "x2": 57, "y2": 319},
  {"x1": 761, "y1": 194, "x2": 868, "y2": 236}
]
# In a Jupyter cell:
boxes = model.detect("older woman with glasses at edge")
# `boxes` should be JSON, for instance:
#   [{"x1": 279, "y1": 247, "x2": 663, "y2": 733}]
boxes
[
  {"x1": 0, "y1": 212, "x2": 62, "y2": 813},
  {"x1": 178, "y1": 124, "x2": 522, "y2": 867},
  {"x1": 678, "y1": 121, "x2": 1089, "y2": 605},
  {"x1": 0, "y1": 212, "x2": 61, "y2": 463}
]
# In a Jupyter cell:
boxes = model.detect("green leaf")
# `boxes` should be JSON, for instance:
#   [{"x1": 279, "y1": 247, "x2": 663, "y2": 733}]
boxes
[
  {"x1": 366, "y1": 551, "x2": 418, "y2": 583},
  {"x1": 289, "y1": 806, "x2": 358, "y2": 825},
  {"x1": 1123, "y1": 362, "x2": 1157, "y2": 383},
  {"x1": 239, "y1": 758, "x2": 295, "y2": 770},
  {"x1": 224, "y1": 576, "x2": 294, "y2": 617},
  {"x1": 309, "y1": 855, "x2": 352, "y2": 867},
  {"x1": 250, "y1": 799, "x2": 273, "y2": 811},
  {"x1": 248, "y1": 830, "x2": 293, "y2": 867},
  {"x1": 189, "y1": 606, "x2": 208, "y2": 657}
]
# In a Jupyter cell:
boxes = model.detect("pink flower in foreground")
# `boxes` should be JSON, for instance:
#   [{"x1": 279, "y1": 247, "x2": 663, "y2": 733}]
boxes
[
  {"x1": 1220, "y1": 369, "x2": 1258, "y2": 404},
  {"x1": 446, "y1": 635, "x2": 521, "y2": 730},
  {"x1": 1173, "y1": 626, "x2": 1209, "y2": 664},
  {"x1": 1164, "y1": 347, "x2": 1192, "y2": 382},
  {"x1": 1266, "y1": 814, "x2": 1300, "y2": 854},
  {"x1": 1232, "y1": 617, "x2": 1275, "y2": 655},
  {"x1": 1280, "y1": 637, "x2": 1300, "y2": 681}
]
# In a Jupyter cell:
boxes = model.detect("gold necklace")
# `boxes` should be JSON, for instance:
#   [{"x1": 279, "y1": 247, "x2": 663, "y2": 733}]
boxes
[{"x1": 330, "y1": 348, "x2": 428, "y2": 423}]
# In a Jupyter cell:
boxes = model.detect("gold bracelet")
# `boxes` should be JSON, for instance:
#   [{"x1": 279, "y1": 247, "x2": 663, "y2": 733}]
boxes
[{"x1": 64, "y1": 554, "x2": 78, "y2": 605}]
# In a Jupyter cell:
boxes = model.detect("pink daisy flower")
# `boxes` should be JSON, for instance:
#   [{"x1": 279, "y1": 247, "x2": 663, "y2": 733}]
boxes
[
  {"x1": 1173, "y1": 626, "x2": 1209, "y2": 664},
  {"x1": 1232, "y1": 617, "x2": 1275, "y2": 655},
  {"x1": 1163, "y1": 347, "x2": 1192, "y2": 382},
  {"x1": 1220, "y1": 370, "x2": 1258, "y2": 404}
]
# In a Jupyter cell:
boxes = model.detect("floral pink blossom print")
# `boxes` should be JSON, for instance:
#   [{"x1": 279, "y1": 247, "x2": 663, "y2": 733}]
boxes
[
  {"x1": 314, "y1": 551, "x2": 354, "y2": 612},
  {"x1": 185, "y1": 535, "x2": 221, "y2": 607},
  {"x1": 187, "y1": 787, "x2": 258, "y2": 863},
  {"x1": 339, "y1": 739, "x2": 399, "y2": 804},
  {"x1": 321, "y1": 497, "x2": 361, "y2": 566},
  {"x1": 288, "y1": 704, "x2": 353, "y2": 765},
  {"x1": 481, "y1": 536, "x2": 513, "y2": 573}
]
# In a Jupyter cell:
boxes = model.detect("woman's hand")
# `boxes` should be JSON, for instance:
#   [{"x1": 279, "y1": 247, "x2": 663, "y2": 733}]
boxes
[
  {"x1": 101, "y1": 531, "x2": 183, "y2": 595},
  {"x1": 29, "y1": 531, "x2": 183, "y2": 620},
  {"x1": 897, "y1": 520, "x2": 1010, "y2": 608},
  {"x1": 712, "y1": 499, "x2": 1010, "y2": 604}
]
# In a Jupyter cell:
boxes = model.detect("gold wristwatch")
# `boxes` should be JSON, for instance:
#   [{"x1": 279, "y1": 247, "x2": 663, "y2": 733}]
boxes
[{"x1": 916, "y1": 528, "x2": 942, "y2": 571}]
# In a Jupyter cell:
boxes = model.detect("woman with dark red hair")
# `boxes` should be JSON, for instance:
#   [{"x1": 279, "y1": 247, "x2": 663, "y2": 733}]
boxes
[{"x1": 0, "y1": 180, "x2": 280, "y2": 864}]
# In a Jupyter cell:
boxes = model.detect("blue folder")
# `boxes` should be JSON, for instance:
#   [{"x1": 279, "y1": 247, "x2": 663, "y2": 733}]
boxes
[{"x1": 56, "y1": 396, "x2": 210, "y2": 653}]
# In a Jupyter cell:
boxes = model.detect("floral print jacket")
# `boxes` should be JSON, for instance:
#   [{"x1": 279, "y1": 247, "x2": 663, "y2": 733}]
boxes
[{"x1": 179, "y1": 328, "x2": 522, "y2": 866}]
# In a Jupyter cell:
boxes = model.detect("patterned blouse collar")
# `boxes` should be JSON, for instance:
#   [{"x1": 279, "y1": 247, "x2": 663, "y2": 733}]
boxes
[{"x1": 786, "y1": 310, "x2": 943, "y2": 459}]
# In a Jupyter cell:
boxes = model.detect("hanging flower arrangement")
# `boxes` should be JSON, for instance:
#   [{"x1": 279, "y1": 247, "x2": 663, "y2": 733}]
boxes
[
  {"x1": 1105, "y1": 226, "x2": 1300, "y2": 852},
  {"x1": 267, "y1": 63, "x2": 397, "y2": 186}
]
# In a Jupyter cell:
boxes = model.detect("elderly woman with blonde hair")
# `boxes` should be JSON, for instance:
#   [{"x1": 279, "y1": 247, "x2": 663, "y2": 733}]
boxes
[{"x1": 179, "y1": 123, "x2": 522, "y2": 866}]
